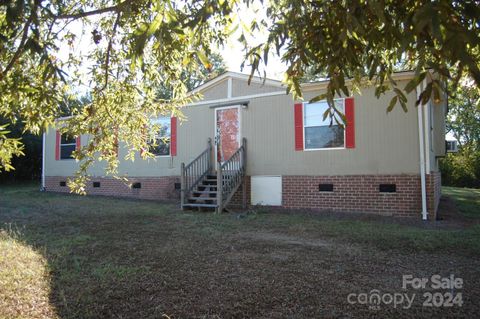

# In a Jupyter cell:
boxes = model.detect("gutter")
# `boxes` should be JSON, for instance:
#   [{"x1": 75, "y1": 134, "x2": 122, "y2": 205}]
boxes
[
  {"x1": 41, "y1": 131, "x2": 46, "y2": 191},
  {"x1": 416, "y1": 81, "x2": 428, "y2": 220}
]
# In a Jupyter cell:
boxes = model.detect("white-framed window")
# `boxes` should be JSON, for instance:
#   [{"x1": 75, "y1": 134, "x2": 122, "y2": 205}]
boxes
[
  {"x1": 149, "y1": 117, "x2": 171, "y2": 156},
  {"x1": 304, "y1": 100, "x2": 345, "y2": 149},
  {"x1": 60, "y1": 135, "x2": 77, "y2": 159}
]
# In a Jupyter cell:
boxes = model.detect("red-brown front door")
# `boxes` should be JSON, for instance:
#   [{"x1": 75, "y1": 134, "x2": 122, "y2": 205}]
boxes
[{"x1": 215, "y1": 106, "x2": 240, "y2": 164}]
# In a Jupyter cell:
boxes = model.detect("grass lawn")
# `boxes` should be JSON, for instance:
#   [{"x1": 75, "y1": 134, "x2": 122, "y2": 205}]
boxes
[
  {"x1": 1, "y1": 184, "x2": 479, "y2": 318},
  {"x1": 443, "y1": 186, "x2": 480, "y2": 219}
]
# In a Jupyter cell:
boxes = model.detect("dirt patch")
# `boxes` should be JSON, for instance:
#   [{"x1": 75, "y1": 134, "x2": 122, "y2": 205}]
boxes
[{"x1": 437, "y1": 195, "x2": 480, "y2": 226}]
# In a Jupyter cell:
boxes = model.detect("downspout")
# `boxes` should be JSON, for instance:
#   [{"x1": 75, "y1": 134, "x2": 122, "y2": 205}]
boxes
[
  {"x1": 424, "y1": 97, "x2": 431, "y2": 173},
  {"x1": 417, "y1": 82, "x2": 428, "y2": 220},
  {"x1": 41, "y1": 131, "x2": 46, "y2": 191}
]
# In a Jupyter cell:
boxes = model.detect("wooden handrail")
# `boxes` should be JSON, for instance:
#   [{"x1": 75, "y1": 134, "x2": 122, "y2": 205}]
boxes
[
  {"x1": 181, "y1": 137, "x2": 247, "y2": 212},
  {"x1": 180, "y1": 138, "x2": 212, "y2": 208},
  {"x1": 216, "y1": 138, "x2": 246, "y2": 213}
]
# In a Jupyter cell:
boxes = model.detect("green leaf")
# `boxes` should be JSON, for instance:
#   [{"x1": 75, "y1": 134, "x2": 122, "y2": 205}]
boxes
[
  {"x1": 310, "y1": 93, "x2": 327, "y2": 103},
  {"x1": 404, "y1": 79, "x2": 416, "y2": 94},
  {"x1": 197, "y1": 50, "x2": 211, "y2": 69},
  {"x1": 387, "y1": 96, "x2": 397, "y2": 113}
]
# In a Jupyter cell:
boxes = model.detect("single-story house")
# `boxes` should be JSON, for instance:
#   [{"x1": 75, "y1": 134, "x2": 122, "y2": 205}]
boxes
[{"x1": 42, "y1": 71, "x2": 447, "y2": 219}]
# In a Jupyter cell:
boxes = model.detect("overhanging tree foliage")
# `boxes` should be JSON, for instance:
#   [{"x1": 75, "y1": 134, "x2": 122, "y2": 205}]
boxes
[
  {"x1": 1, "y1": 0, "x2": 479, "y2": 192},
  {"x1": 243, "y1": 0, "x2": 480, "y2": 112},
  {"x1": 0, "y1": 0, "x2": 236, "y2": 191},
  {"x1": 156, "y1": 52, "x2": 227, "y2": 100}
]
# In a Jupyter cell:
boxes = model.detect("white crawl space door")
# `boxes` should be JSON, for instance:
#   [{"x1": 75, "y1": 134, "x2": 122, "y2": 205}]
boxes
[{"x1": 251, "y1": 176, "x2": 282, "y2": 206}]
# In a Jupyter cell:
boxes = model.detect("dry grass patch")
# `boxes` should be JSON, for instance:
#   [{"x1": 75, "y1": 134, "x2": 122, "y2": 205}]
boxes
[{"x1": 0, "y1": 228, "x2": 58, "y2": 319}]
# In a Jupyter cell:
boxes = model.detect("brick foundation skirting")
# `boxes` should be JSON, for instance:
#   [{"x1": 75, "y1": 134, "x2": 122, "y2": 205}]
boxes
[
  {"x1": 426, "y1": 171, "x2": 442, "y2": 220},
  {"x1": 281, "y1": 174, "x2": 440, "y2": 218},
  {"x1": 45, "y1": 176, "x2": 180, "y2": 201},
  {"x1": 228, "y1": 176, "x2": 251, "y2": 208},
  {"x1": 46, "y1": 173, "x2": 440, "y2": 218}
]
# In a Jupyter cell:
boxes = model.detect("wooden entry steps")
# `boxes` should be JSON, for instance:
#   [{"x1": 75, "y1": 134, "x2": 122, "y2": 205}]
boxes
[{"x1": 180, "y1": 138, "x2": 247, "y2": 213}]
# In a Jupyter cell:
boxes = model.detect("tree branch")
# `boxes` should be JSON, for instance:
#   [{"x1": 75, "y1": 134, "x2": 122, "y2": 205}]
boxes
[
  {"x1": 0, "y1": 3, "x2": 37, "y2": 81},
  {"x1": 101, "y1": 12, "x2": 122, "y2": 91},
  {"x1": 55, "y1": 1, "x2": 131, "y2": 20}
]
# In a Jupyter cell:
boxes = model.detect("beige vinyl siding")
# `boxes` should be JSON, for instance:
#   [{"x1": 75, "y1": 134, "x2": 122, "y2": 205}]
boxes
[
  {"x1": 45, "y1": 130, "x2": 106, "y2": 177},
  {"x1": 45, "y1": 108, "x2": 215, "y2": 178},
  {"x1": 420, "y1": 90, "x2": 447, "y2": 174},
  {"x1": 200, "y1": 79, "x2": 228, "y2": 100},
  {"x1": 45, "y1": 76, "x2": 433, "y2": 178},
  {"x1": 432, "y1": 97, "x2": 447, "y2": 159},
  {"x1": 242, "y1": 81, "x2": 420, "y2": 176},
  {"x1": 232, "y1": 78, "x2": 284, "y2": 97}
]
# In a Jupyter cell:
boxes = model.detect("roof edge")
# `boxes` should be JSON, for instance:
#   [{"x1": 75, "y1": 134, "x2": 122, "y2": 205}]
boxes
[
  {"x1": 188, "y1": 71, "x2": 284, "y2": 95},
  {"x1": 301, "y1": 70, "x2": 418, "y2": 91},
  {"x1": 190, "y1": 70, "x2": 419, "y2": 95}
]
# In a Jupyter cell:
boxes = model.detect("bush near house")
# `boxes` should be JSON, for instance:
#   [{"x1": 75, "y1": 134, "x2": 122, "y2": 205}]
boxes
[{"x1": 440, "y1": 151, "x2": 480, "y2": 189}]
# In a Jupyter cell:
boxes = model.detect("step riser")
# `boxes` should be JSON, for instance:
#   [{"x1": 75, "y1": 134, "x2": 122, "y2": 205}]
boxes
[
  {"x1": 197, "y1": 186, "x2": 217, "y2": 191},
  {"x1": 182, "y1": 204, "x2": 217, "y2": 208},
  {"x1": 201, "y1": 182, "x2": 217, "y2": 186},
  {"x1": 189, "y1": 197, "x2": 217, "y2": 201},
  {"x1": 182, "y1": 173, "x2": 230, "y2": 210}
]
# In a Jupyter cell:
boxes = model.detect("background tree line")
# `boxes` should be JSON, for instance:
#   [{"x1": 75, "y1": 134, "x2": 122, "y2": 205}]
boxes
[{"x1": 440, "y1": 78, "x2": 480, "y2": 188}]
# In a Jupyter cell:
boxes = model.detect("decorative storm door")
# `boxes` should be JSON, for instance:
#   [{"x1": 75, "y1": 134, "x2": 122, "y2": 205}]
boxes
[{"x1": 215, "y1": 106, "x2": 240, "y2": 165}]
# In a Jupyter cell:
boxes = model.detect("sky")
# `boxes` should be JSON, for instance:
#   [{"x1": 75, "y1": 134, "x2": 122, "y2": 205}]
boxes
[
  {"x1": 57, "y1": 1, "x2": 287, "y2": 92},
  {"x1": 221, "y1": 40, "x2": 287, "y2": 81},
  {"x1": 220, "y1": 1, "x2": 287, "y2": 80}
]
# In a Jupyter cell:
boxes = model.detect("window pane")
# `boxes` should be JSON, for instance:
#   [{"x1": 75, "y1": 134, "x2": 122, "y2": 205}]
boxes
[
  {"x1": 149, "y1": 117, "x2": 171, "y2": 155},
  {"x1": 305, "y1": 125, "x2": 344, "y2": 149},
  {"x1": 304, "y1": 101, "x2": 328, "y2": 127},
  {"x1": 151, "y1": 117, "x2": 171, "y2": 138},
  {"x1": 60, "y1": 144, "x2": 76, "y2": 159},
  {"x1": 150, "y1": 138, "x2": 170, "y2": 156},
  {"x1": 61, "y1": 135, "x2": 76, "y2": 144},
  {"x1": 304, "y1": 100, "x2": 344, "y2": 127}
]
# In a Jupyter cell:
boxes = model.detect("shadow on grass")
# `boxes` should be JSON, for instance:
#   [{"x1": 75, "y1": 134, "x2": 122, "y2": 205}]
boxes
[
  {"x1": 443, "y1": 186, "x2": 480, "y2": 219},
  {"x1": 1, "y1": 184, "x2": 480, "y2": 318}
]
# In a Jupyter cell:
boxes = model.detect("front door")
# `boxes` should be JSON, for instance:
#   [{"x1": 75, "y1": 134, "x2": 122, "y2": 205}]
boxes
[{"x1": 215, "y1": 106, "x2": 240, "y2": 165}]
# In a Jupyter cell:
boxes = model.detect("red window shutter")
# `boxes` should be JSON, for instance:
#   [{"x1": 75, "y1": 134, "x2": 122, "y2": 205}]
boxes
[
  {"x1": 55, "y1": 131, "x2": 61, "y2": 160},
  {"x1": 170, "y1": 117, "x2": 177, "y2": 156},
  {"x1": 294, "y1": 103, "x2": 304, "y2": 151},
  {"x1": 345, "y1": 97, "x2": 355, "y2": 148},
  {"x1": 76, "y1": 136, "x2": 81, "y2": 150}
]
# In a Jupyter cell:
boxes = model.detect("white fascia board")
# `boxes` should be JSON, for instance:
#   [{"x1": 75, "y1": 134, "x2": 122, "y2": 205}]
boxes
[
  {"x1": 301, "y1": 71, "x2": 418, "y2": 92},
  {"x1": 188, "y1": 71, "x2": 284, "y2": 96},
  {"x1": 186, "y1": 90, "x2": 289, "y2": 107}
]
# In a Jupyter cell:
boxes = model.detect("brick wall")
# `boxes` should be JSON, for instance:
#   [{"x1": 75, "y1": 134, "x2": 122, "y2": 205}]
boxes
[
  {"x1": 227, "y1": 176, "x2": 251, "y2": 208},
  {"x1": 282, "y1": 175, "x2": 427, "y2": 217},
  {"x1": 426, "y1": 171, "x2": 442, "y2": 220},
  {"x1": 46, "y1": 173, "x2": 440, "y2": 218},
  {"x1": 45, "y1": 176, "x2": 180, "y2": 201}
]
